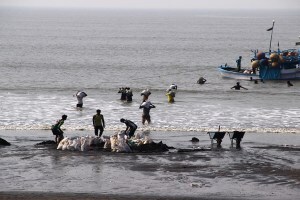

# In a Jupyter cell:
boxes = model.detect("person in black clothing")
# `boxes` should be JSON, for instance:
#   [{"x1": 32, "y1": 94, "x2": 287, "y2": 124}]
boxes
[
  {"x1": 236, "y1": 56, "x2": 242, "y2": 72},
  {"x1": 118, "y1": 87, "x2": 127, "y2": 100},
  {"x1": 287, "y1": 81, "x2": 293, "y2": 87},
  {"x1": 120, "y1": 118, "x2": 137, "y2": 138},
  {"x1": 231, "y1": 82, "x2": 248, "y2": 90},
  {"x1": 125, "y1": 87, "x2": 133, "y2": 102},
  {"x1": 197, "y1": 77, "x2": 207, "y2": 84}
]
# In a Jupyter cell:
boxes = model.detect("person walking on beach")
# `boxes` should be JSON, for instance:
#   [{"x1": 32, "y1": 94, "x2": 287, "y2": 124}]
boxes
[
  {"x1": 236, "y1": 56, "x2": 242, "y2": 72},
  {"x1": 120, "y1": 118, "x2": 138, "y2": 138},
  {"x1": 51, "y1": 115, "x2": 67, "y2": 144},
  {"x1": 93, "y1": 109, "x2": 105, "y2": 137},
  {"x1": 231, "y1": 82, "x2": 248, "y2": 90},
  {"x1": 139, "y1": 100, "x2": 155, "y2": 125},
  {"x1": 75, "y1": 91, "x2": 87, "y2": 108}
]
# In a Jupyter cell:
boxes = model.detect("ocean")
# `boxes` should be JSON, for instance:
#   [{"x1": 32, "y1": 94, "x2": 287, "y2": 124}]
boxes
[
  {"x1": 0, "y1": 7, "x2": 299, "y2": 199},
  {"x1": 1, "y1": 8, "x2": 300, "y2": 133}
]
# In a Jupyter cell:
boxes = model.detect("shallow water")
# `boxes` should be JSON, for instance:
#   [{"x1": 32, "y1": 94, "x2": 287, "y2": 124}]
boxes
[
  {"x1": 1, "y1": 130, "x2": 299, "y2": 199},
  {"x1": 0, "y1": 8, "x2": 300, "y2": 133}
]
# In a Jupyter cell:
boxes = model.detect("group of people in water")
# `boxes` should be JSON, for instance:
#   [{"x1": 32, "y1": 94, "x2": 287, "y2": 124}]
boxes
[
  {"x1": 51, "y1": 87, "x2": 158, "y2": 144},
  {"x1": 51, "y1": 77, "x2": 294, "y2": 144}
]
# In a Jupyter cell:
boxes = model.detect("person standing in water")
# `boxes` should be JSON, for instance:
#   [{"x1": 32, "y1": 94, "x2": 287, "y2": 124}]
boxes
[
  {"x1": 118, "y1": 87, "x2": 127, "y2": 100},
  {"x1": 125, "y1": 87, "x2": 133, "y2": 102},
  {"x1": 93, "y1": 109, "x2": 105, "y2": 137},
  {"x1": 75, "y1": 91, "x2": 87, "y2": 108},
  {"x1": 51, "y1": 115, "x2": 67, "y2": 144},
  {"x1": 231, "y1": 82, "x2": 248, "y2": 90},
  {"x1": 139, "y1": 100, "x2": 155, "y2": 125},
  {"x1": 287, "y1": 81, "x2": 293, "y2": 87},
  {"x1": 166, "y1": 89, "x2": 175, "y2": 103},
  {"x1": 197, "y1": 77, "x2": 207, "y2": 84}
]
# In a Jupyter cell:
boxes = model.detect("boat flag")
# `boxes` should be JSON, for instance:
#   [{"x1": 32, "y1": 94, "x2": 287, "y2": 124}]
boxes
[
  {"x1": 268, "y1": 20, "x2": 275, "y2": 52},
  {"x1": 267, "y1": 20, "x2": 275, "y2": 31}
]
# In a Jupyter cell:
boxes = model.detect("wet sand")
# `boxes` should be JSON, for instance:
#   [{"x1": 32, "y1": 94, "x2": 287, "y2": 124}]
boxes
[
  {"x1": 0, "y1": 130, "x2": 299, "y2": 200},
  {"x1": 0, "y1": 191, "x2": 250, "y2": 200}
]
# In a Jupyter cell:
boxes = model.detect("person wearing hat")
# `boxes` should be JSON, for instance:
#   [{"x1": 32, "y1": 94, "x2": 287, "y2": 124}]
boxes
[
  {"x1": 93, "y1": 109, "x2": 105, "y2": 137},
  {"x1": 51, "y1": 114, "x2": 67, "y2": 144},
  {"x1": 120, "y1": 118, "x2": 137, "y2": 138}
]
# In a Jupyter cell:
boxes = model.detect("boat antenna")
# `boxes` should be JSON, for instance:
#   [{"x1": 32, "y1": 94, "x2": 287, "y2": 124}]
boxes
[
  {"x1": 267, "y1": 20, "x2": 275, "y2": 53},
  {"x1": 277, "y1": 41, "x2": 280, "y2": 53}
]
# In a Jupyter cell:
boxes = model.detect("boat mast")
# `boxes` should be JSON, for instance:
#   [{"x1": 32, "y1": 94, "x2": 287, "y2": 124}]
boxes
[{"x1": 268, "y1": 20, "x2": 275, "y2": 53}]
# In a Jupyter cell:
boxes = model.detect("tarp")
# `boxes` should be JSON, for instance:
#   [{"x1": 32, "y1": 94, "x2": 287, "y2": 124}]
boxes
[{"x1": 259, "y1": 65, "x2": 281, "y2": 80}]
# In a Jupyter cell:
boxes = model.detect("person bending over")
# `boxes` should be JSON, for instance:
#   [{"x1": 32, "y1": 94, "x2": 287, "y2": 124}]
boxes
[
  {"x1": 51, "y1": 114, "x2": 67, "y2": 144},
  {"x1": 120, "y1": 118, "x2": 137, "y2": 138}
]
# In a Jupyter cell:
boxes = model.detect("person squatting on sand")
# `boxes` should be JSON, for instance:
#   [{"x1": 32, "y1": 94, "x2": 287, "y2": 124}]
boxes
[
  {"x1": 139, "y1": 100, "x2": 155, "y2": 125},
  {"x1": 120, "y1": 118, "x2": 138, "y2": 138},
  {"x1": 74, "y1": 91, "x2": 87, "y2": 108},
  {"x1": 93, "y1": 109, "x2": 105, "y2": 137},
  {"x1": 51, "y1": 115, "x2": 67, "y2": 144}
]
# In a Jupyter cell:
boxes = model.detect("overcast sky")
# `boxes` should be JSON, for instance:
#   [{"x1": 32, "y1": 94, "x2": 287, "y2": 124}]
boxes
[{"x1": 0, "y1": 0, "x2": 299, "y2": 10}]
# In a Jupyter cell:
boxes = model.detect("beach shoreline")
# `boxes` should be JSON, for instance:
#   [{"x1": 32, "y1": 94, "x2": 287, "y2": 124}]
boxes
[{"x1": 1, "y1": 130, "x2": 299, "y2": 200}]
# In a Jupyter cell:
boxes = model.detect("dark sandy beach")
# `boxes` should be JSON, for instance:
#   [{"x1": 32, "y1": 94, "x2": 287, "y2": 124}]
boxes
[
  {"x1": 1, "y1": 130, "x2": 299, "y2": 200},
  {"x1": 0, "y1": 191, "x2": 255, "y2": 200}
]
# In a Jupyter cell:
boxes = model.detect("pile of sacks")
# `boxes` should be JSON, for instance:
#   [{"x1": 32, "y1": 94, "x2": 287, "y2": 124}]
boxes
[
  {"x1": 56, "y1": 131, "x2": 169, "y2": 153},
  {"x1": 57, "y1": 136, "x2": 105, "y2": 151},
  {"x1": 108, "y1": 131, "x2": 154, "y2": 153}
]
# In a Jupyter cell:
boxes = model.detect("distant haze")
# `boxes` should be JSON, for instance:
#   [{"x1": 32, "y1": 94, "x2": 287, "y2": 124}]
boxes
[{"x1": 1, "y1": 0, "x2": 299, "y2": 10}]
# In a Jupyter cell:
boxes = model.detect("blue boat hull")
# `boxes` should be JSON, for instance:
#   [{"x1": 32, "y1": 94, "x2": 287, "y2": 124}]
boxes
[{"x1": 218, "y1": 66, "x2": 300, "y2": 80}]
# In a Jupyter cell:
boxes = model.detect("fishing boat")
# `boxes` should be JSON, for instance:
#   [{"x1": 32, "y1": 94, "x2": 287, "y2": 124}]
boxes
[
  {"x1": 219, "y1": 49, "x2": 300, "y2": 80},
  {"x1": 218, "y1": 21, "x2": 300, "y2": 80}
]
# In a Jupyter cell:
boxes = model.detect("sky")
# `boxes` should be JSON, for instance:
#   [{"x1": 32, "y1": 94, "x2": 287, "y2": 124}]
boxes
[{"x1": 0, "y1": 0, "x2": 299, "y2": 10}]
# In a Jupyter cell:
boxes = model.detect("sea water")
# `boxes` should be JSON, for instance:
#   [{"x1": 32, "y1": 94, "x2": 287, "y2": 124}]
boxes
[{"x1": 1, "y1": 8, "x2": 300, "y2": 133}]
